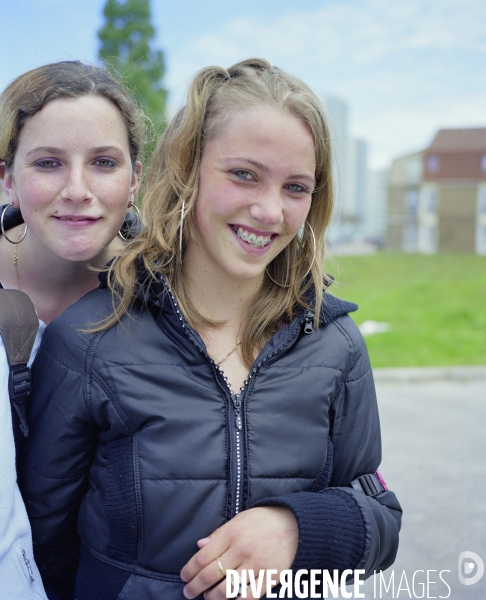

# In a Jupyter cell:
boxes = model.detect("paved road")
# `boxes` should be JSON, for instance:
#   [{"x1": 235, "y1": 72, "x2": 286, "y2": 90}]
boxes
[{"x1": 355, "y1": 367, "x2": 486, "y2": 600}]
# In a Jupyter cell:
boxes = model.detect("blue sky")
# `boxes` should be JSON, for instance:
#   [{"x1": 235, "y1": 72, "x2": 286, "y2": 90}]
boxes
[{"x1": 1, "y1": 0, "x2": 485, "y2": 169}]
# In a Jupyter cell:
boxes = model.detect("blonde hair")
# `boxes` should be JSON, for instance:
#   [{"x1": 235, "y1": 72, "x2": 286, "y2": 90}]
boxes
[{"x1": 104, "y1": 58, "x2": 334, "y2": 367}]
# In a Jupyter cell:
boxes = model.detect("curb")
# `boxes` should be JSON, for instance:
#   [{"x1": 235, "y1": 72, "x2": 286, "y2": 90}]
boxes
[{"x1": 372, "y1": 365, "x2": 486, "y2": 382}]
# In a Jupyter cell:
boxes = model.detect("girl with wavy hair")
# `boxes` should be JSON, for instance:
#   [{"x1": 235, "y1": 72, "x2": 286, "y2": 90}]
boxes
[
  {"x1": 21, "y1": 58, "x2": 401, "y2": 600},
  {"x1": 0, "y1": 60, "x2": 143, "y2": 600}
]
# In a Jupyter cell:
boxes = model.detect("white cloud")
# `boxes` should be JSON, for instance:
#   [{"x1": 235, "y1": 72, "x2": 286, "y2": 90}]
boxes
[{"x1": 165, "y1": 0, "x2": 486, "y2": 167}]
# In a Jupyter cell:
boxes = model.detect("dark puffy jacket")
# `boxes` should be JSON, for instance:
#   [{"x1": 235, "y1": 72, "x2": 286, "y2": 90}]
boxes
[{"x1": 20, "y1": 272, "x2": 402, "y2": 600}]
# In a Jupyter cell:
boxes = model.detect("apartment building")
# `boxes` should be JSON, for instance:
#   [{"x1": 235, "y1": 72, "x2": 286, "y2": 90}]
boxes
[
  {"x1": 387, "y1": 151, "x2": 423, "y2": 251},
  {"x1": 387, "y1": 128, "x2": 486, "y2": 254}
]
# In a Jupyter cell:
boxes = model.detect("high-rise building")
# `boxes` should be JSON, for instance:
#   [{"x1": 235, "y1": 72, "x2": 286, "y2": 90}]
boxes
[
  {"x1": 321, "y1": 95, "x2": 387, "y2": 248},
  {"x1": 347, "y1": 138, "x2": 368, "y2": 240},
  {"x1": 320, "y1": 95, "x2": 349, "y2": 244}
]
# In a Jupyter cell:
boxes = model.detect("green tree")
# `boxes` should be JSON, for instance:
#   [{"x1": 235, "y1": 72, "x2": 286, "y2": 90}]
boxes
[{"x1": 98, "y1": 0, "x2": 167, "y2": 140}]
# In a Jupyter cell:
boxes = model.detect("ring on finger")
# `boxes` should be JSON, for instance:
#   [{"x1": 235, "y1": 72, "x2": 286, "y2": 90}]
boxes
[{"x1": 216, "y1": 556, "x2": 225, "y2": 578}]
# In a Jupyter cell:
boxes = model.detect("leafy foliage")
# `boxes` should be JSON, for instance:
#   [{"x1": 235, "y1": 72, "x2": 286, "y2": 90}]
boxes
[{"x1": 98, "y1": 0, "x2": 167, "y2": 145}]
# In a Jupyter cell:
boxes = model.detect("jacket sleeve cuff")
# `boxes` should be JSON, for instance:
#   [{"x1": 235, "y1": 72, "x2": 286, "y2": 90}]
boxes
[{"x1": 253, "y1": 488, "x2": 366, "y2": 572}]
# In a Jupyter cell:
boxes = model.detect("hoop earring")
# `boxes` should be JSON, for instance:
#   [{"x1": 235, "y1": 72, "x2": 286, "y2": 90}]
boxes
[
  {"x1": 1, "y1": 204, "x2": 27, "y2": 244},
  {"x1": 265, "y1": 221, "x2": 316, "y2": 288},
  {"x1": 118, "y1": 201, "x2": 142, "y2": 241},
  {"x1": 179, "y1": 200, "x2": 185, "y2": 257}
]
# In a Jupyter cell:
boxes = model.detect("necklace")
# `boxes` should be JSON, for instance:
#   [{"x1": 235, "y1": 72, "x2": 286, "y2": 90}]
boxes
[
  {"x1": 12, "y1": 245, "x2": 21, "y2": 290},
  {"x1": 216, "y1": 341, "x2": 242, "y2": 366}
]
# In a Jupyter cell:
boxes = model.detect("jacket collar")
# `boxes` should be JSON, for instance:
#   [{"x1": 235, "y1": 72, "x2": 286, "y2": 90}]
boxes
[
  {"x1": 98, "y1": 257, "x2": 162, "y2": 306},
  {"x1": 99, "y1": 264, "x2": 358, "y2": 327},
  {"x1": 302, "y1": 278, "x2": 358, "y2": 324},
  {"x1": 319, "y1": 293, "x2": 358, "y2": 323}
]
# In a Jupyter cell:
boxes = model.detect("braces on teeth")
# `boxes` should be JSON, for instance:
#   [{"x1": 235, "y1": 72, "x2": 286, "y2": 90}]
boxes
[{"x1": 236, "y1": 227, "x2": 272, "y2": 247}]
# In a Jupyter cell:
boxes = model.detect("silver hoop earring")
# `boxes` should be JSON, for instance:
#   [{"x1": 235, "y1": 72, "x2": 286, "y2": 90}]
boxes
[
  {"x1": 118, "y1": 201, "x2": 142, "y2": 241},
  {"x1": 179, "y1": 200, "x2": 185, "y2": 257},
  {"x1": 1, "y1": 204, "x2": 27, "y2": 244},
  {"x1": 265, "y1": 221, "x2": 317, "y2": 288}
]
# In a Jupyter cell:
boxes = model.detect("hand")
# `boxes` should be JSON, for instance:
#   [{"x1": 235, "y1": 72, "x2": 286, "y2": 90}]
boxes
[{"x1": 180, "y1": 506, "x2": 298, "y2": 599}]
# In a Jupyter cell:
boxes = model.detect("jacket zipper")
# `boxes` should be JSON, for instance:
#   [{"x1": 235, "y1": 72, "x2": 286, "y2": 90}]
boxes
[
  {"x1": 231, "y1": 393, "x2": 243, "y2": 514},
  {"x1": 158, "y1": 275, "x2": 315, "y2": 518},
  {"x1": 227, "y1": 308, "x2": 315, "y2": 514},
  {"x1": 159, "y1": 279, "x2": 245, "y2": 515}
]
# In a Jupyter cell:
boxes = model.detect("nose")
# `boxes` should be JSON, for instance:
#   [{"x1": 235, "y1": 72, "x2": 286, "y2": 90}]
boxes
[
  {"x1": 249, "y1": 186, "x2": 284, "y2": 226},
  {"x1": 60, "y1": 165, "x2": 93, "y2": 203}
]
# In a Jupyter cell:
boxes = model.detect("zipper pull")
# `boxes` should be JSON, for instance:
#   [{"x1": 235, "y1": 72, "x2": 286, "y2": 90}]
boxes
[
  {"x1": 232, "y1": 394, "x2": 242, "y2": 430},
  {"x1": 235, "y1": 414, "x2": 242, "y2": 430},
  {"x1": 304, "y1": 311, "x2": 314, "y2": 334}
]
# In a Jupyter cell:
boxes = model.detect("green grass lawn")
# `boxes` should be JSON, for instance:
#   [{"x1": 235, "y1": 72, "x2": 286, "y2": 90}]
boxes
[{"x1": 324, "y1": 253, "x2": 486, "y2": 368}]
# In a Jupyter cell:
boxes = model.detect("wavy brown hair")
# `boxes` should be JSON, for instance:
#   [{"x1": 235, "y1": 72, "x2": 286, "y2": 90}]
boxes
[
  {"x1": 102, "y1": 58, "x2": 334, "y2": 367},
  {"x1": 0, "y1": 60, "x2": 144, "y2": 170}
]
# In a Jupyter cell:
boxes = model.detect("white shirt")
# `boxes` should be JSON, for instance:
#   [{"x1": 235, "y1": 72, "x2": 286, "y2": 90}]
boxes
[{"x1": 0, "y1": 321, "x2": 48, "y2": 599}]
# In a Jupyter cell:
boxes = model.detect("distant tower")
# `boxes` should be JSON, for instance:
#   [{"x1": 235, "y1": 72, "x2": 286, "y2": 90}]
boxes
[
  {"x1": 347, "y1": 138, "x2": 368, "y2": 240},
  {"x1": 321, "y1": 95, "x2": 349, "y2": 244}
]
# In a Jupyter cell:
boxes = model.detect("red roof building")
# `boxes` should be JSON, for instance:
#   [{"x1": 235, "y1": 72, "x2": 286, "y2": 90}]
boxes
[{"x1": 387, "y1": 128, "x2": 486, "y2": 253}]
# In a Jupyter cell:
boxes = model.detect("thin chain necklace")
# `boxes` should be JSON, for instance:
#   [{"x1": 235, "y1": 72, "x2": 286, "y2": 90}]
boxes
[{"x1": 216, "y1": 341, "x2": 241, "y2": 366}]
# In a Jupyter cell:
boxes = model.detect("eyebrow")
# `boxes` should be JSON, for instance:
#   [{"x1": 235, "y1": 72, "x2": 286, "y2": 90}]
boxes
[
  {"x1": 223, "y1": 157, "x2": 316, "y2": 186},
  {"x1": 26, "y1": 145, "x2": 125, "y2": 157},
  {"x1": 225, "y1": 157, "x2": 270, "y2": 173},
  {"x1": 91, "y1": 146, "x2": 125, "y2": 155},
  {"x1": 26, "y1": 146, "x2": 65, "y2": 157}
]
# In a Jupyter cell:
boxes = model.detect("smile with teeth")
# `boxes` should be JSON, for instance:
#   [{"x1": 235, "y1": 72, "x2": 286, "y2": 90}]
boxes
[{"x1": 234, "y1": 226, "x2": 273, "y2": 248}]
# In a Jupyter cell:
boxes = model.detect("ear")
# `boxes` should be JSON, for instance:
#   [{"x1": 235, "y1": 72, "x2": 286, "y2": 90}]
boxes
[
  {"x1": 0, "y1": 162, "x2": 19, "y2": 207},
  {"x1": 128, "y1": 160, "x2": 142, "y2": 206}
]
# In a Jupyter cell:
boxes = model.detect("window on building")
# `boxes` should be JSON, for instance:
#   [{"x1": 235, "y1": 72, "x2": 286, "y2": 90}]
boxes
[
  {"x1": 405, "y1": 190, "x2": 419, "y2": 216},
  {"x1": 481, "y1": 154, "x2": 486, "y2": 172},
  {"x1": 427, "y1": 192, "x2": 438, "y2": 213},
  {"x1": 420, "y1": 189, "x2": 438, "y2": 214},
  {"x1": 427, "y1": 154, "x2": 440, "y2": 173},
  {"x1": 479, "y1": 190, "x2": 486, "y2": 214},
  {"x1": 419, "y1": 187, "x2": 438, "y2": 216}
]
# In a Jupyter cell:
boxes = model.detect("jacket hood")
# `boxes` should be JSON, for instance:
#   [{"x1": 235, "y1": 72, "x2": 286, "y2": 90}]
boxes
[
  {"x1": 320, "y1": 293, "x2": 358, "y2": 324},
  {"x1": 301, "y1": 276, "x2": 358, "y2": 324},
  {"x1": 99, "y1": 263, "x2": 358, "y2": 326}
]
